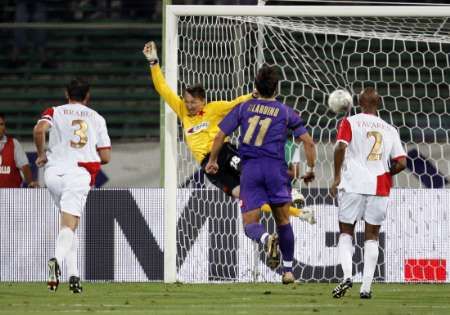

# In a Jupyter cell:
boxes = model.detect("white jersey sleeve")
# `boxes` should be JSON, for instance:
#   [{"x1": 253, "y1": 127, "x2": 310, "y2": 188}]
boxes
[
  {"x1": 390, "y1": 128, "x2": 407, "y2": 160},
  {"x1": 95, "y1": 115, "x2": 111, "y2": 149},
  {"x1": 336, "y1": 113, "x2": 406, "y2": 196}
]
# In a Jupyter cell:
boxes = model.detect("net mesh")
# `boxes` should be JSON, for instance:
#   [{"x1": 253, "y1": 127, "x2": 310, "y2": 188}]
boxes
[{"x1": 175, "y1": 14, "x2": 450, "y2": 282}]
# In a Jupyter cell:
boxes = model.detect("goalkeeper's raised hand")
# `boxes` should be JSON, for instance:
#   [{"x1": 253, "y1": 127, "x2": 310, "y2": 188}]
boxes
[{"x1": 143, "y1": 41, "x2": 159, "y2": 65}]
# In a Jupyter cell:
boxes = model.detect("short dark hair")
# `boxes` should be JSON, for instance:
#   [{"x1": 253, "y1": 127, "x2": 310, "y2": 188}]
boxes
[
  {"x1": 0, "y1": 113, "x2": 4, "y2": 120},
  {"x1": 66, "y1": 78, "x2": 90, "y2": 102},
  {"x1": 184, "y1": 84, "x2": 206, "y2": 100},
  {"x1": 255, "y1": 65, "x2": 279, "y2": 98}
]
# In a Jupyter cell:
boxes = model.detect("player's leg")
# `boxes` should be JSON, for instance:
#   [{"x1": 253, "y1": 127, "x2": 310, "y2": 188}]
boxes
[
  {"x1": 242, "y1": 208, "x2": 280, "y2": 269},
  {"x1": 332, "y1": 191, "x2": 365, "y2": 298},
  {"x1": 332, "y1": 222, "x2": 355, "y2": 298},
  {"x1": 360, "y1": 223, "x2": 380, "y2": 299},
  {"x1": 66, "y1": 233, "x2": 82, "y2": 293},
  {"x1": 242, "y1": 209, "x2": 266, "y2": 243},
  {"x1": 60, "y1": 169, "x2": 90, "y2": 293},
  {"x1": 55, "y1": 211, "x2": 79, "y2": 262},
  {"x1": 47, "y1": 168, "x2": 89, "y2": 292},
  {"x1": 359, "y1": 195, "x2": 388, "y2": 299},
  {"x1": 44, "y1": 167, "x2": 64, "y2": 291},
  {"x1": 271, "y1": 202, "x2": 295, "y2": 284},
  {"x1": 265, "y1": 159, "x2": 295, "y2": 282},
  {"x1": 240, "y1": 160, "x2": 280, "y2": 269}
]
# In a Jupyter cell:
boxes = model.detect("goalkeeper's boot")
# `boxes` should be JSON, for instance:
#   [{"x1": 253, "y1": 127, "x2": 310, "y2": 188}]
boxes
[
  {"x1": 69, "y1": 276, "x2": 83, "y2": 294},
  {"x1": 291, "y1": 188, "x2": 305, "y2": 209},
  {"x1": 282, "y1": 271, "x2": 295, "y2": 285},
  {"x1": 299, "y1": 208, "x2": 317, "y2": 225},
  {"x1": 332, "y1": 278, "x2": 353, "y2": 298},
  {"x1": 360, "y1": 291, "x2": 372, "y2": 299},
  {"x1": 265, "y1": 234, "x2": 280, "y2": 269},
  {"x1": 47, "y1": 258, "x2": 61, "y2": 291}
]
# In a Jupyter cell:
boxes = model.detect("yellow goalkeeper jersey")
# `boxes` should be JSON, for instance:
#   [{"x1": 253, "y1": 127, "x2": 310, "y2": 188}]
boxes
[{"x1": 150, "y1": 64, "x2": 252, "y2": 163}]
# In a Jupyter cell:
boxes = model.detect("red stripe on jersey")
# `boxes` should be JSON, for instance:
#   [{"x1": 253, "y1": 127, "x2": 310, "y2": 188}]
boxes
[
  {"x1": 376, "y1": 172, "x2": 392, "y2": 196},
  {"x1": 41, "y1": 116, "x2": 52, "y2": 122},
  {"x1": 392, "y1": 155, "x2": 406, "y2": 161},
  {"x1": 404, "y1": 259, "x2": 446, "y2": 282},
  {"x1": 41, "y1": 107, "x2": 54, "y2": 119},
  {"x1": 78, "y1": 162, "x2": 101, "y2": 187},
  {"x1": 336, "y1": 117, "x2": 352, "y2": 143}
]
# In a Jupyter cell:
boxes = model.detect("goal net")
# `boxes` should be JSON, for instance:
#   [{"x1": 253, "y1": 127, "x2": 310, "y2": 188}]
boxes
[{"x1": 165, "y1": 5, "x2": 450, "y2": 283}]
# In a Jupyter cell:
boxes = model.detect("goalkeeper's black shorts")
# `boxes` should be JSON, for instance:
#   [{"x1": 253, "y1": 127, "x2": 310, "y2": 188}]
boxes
[{"x1": 201, "y1": 142, "x2": 241, "y2": 196}]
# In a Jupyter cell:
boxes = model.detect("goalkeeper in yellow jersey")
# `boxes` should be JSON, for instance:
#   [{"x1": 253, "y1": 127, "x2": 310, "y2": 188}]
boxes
[{"x1": 143, "y1": 41, "x2": 315, "y2": 224}]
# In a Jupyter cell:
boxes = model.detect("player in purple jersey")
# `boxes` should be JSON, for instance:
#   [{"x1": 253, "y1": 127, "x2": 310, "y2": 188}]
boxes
[{"x1": 205, "y1": 65, "x2": 316, "y2": 284}]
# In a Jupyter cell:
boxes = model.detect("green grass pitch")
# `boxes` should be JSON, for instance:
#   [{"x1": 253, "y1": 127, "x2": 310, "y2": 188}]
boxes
[{"x1": 0, "y1": 282, "x2": 449, "y2": 315}]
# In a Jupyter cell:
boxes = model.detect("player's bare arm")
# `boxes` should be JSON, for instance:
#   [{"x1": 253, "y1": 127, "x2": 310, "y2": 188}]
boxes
[
  {"x1": 33, "y1": 120, "x2": 51, "y2": 167},
  {"x1": 21, "y1": 164, "x2": 39, "y2": 188},
  {"x1": 297, "y1": 132, "x2": 316, "y2": 184},
  {"x1": 331, "y1": 142, "x2": 347, "y2": 198},
  {"x1": 98, "y1": 148, "x2": 111, "y2": 165},
  {"x1": 390, "y1": 157, "x2": 406, "y2": 176},
  {"x1": 205, "y1": 130, "x2": 227, "y2": 174}
]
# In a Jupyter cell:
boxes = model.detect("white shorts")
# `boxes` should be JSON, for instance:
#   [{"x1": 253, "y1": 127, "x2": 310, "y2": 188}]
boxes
[
  {"x1": 337, "y1": 191, "x2": 389, "y2": 225},
  {"x1": 44, "y1": 166, "x2": 91, "y2": 217}
]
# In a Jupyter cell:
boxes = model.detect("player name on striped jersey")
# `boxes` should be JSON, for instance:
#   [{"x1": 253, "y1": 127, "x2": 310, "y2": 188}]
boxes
[
  {"x1": 355, "y1": 120, "x2": 390, "y2": 131},
  {"x1": 247, "y1": 103, "x2": 280, "y2": 117},
  {"x1": 62, "y1": 109, "x2": 93, "y2": 118}
]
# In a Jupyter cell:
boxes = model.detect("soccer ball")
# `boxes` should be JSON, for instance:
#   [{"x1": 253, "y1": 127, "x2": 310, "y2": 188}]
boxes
[{"x1": 328, "y1": 89, "x2": 353, "y2": 113}]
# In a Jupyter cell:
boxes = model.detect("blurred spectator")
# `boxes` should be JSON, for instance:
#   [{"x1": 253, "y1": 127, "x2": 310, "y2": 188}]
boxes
[
  {"x1": 0, "y1": 113, "x2": 38, "y2": 188},
  {"x1": 9, "y1": 0, "x2": 55, "y2": 68}
]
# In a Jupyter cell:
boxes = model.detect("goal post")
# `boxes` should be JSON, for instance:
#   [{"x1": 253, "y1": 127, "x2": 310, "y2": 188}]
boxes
[{"x1": 163, "y1": 4, "x2": 450, "y2": 283}]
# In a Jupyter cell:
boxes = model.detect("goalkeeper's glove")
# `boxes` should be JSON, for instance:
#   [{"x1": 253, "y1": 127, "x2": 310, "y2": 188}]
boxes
[{"x1": 143, "y1": 41, "x2": 159, "y2": 65}]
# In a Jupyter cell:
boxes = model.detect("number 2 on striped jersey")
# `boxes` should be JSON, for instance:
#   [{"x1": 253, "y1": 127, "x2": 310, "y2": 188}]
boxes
[
  {"x1": 243, "y1": 115, "x2": 272, "y2": 146},
  {"x1": 367, "y1": 131, "x2": 382, "y2": 161}
]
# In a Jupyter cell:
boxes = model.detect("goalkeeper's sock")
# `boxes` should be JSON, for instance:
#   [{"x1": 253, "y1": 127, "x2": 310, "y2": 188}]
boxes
[
  {"x1": 288, "y1": 206, "x2": 302, "y2": 217},
  {"x1": 55, "y1": 227, "x2": 74, "y2": 265},
  {"x1": 361, "y1": 240, "x2": 379, "y2": 293},
  {"x1": 261, "y1": 203, "x2": 303, "y2": 218},
  {"x1": 244, "y1": 223, "x2": 267, "y2": 244},
  {"x1": 66, "y1": 233, "x2": 79, "y2": 278},
  {"x1": 338, "y1": 233, "x2": 353, "y2": 280},
  {"x1": 277, "y1": 223, "x2": 294, "y2": 273}
]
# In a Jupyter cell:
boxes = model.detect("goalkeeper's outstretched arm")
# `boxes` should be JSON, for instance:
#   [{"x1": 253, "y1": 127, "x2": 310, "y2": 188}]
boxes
[{"x1": 143, "y1": 41, "x2": 183, "y2": 117}]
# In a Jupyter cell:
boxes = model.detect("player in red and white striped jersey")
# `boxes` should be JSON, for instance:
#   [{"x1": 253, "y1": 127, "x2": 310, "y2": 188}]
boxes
[
  {"x1": 33, "y1": 78, "x2": 111, "y2": 293},
  {"x1": 330, "y1": 87, "x2": 406, "y2": 299}
]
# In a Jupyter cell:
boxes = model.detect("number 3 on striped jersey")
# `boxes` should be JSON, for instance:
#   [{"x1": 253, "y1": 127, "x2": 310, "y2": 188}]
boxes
[
  {"x1": 367, "y1": 131, "x2": 382, "y2": 161},
  {"x1": 243, "y1": 115, "x2": 272, "y2": 146},
  {"x1": 71, "y1": 120, "x2": 88, "y2": 148}
]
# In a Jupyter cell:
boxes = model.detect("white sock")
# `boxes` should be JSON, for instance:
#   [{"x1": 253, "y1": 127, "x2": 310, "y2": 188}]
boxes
[
  {"x1": 361, "y1": 240, "x2": 379, "y2": 293},
  {"x1": 55, "y1": 227, "x2": 75, "y2": 265},
  {"x1": 66, "y1": 234, "x2": 79, "y2": 277},
  {"x1": 338, "y1": 233, "x2": 353, "y2": 281}
]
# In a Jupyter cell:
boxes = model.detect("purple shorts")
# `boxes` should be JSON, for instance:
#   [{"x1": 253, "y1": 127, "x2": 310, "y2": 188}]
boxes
[{"x1": 239, "y1": 158, "x2": 291, "y2": 212}]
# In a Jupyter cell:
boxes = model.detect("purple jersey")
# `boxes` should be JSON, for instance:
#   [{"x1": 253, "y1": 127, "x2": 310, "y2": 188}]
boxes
[{"x1": 219, "y1": 99, "x2": 308, "y2": 160}]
